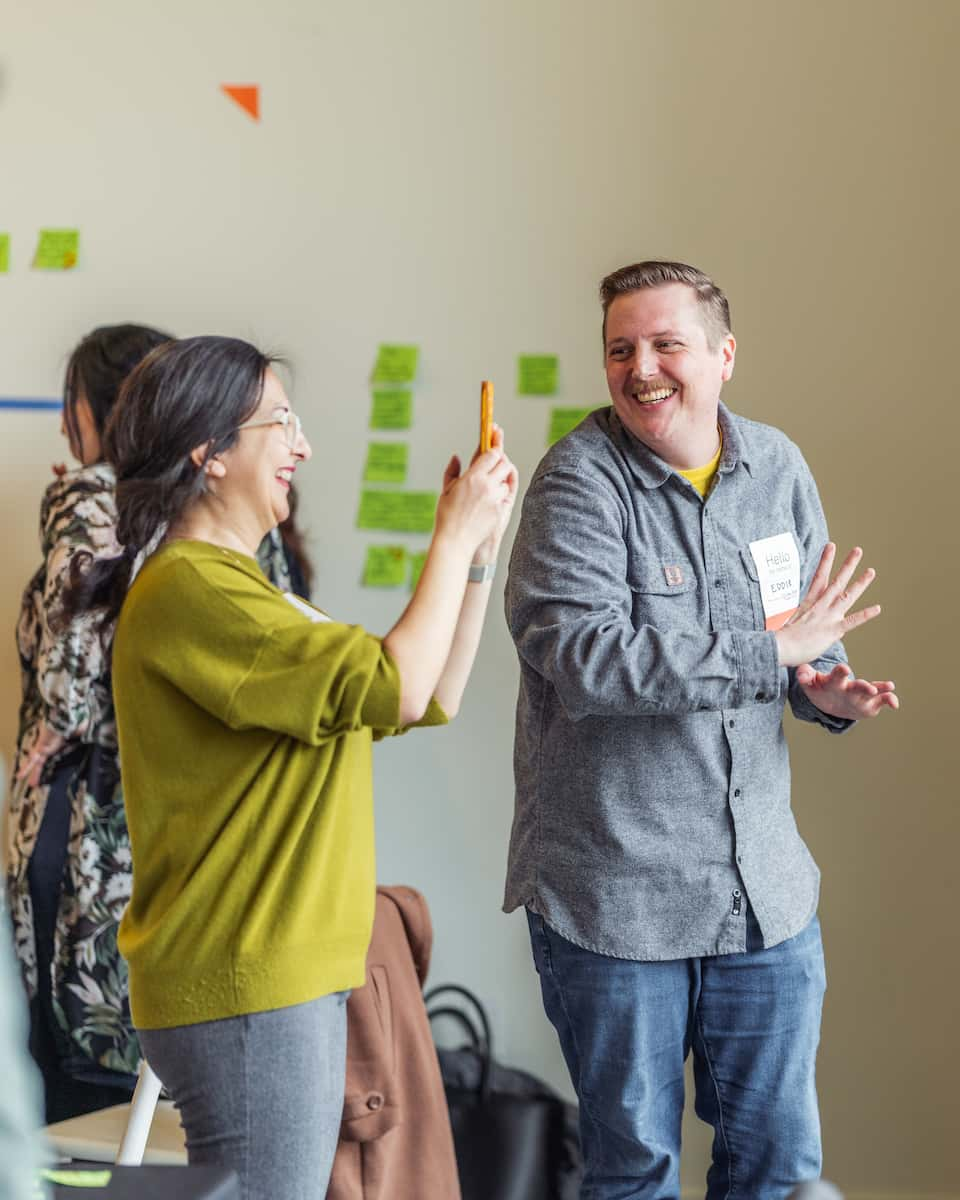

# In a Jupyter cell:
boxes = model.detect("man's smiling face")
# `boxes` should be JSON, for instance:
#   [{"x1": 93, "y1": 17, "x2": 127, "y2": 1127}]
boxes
[{"x1": 604, "y1": 282, "x2": 736, "y2": 469}]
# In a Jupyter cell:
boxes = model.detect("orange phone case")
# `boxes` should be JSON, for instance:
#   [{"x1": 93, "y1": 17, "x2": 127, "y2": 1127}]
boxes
[{"x1": 480, "y1": 380, "x2": 494, "y2": 453}]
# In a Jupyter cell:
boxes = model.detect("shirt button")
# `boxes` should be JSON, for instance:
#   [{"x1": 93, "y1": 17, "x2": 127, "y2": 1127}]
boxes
[
  {"x1": 366, "y1": 1093, "x2": 384, "y2": 1111},
  {"x1": 734, "y1": 789, "x2": 741, "y2": 797},
  {"x1": 737, "y1": 854, "x2": 743, "y2": 864},
  {"x1": 728, "y1": 719, "x2": 735, "y2": 729},
  {"x1": 714, "y1": 578, "x2": 722, "y2": 588}
]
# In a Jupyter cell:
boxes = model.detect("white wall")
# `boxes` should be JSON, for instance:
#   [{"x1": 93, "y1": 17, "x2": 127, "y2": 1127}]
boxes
[{"x1": 2, "y1": 2, "x2": 958, "y2": 1195}]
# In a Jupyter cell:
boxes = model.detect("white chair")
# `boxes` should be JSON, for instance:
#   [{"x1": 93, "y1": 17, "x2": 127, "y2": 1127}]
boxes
[
  {"x1": 43, "y1": 1059, "x2": 186, "y2": 1166},
  {"x1": 115, "y1": 1059, "x2": 164, "y2": 1165}
]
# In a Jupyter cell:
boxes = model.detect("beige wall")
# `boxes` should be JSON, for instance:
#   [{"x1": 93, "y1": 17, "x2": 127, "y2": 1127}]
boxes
[
  {"x1": 649, "y1": 6, "x2": 959, "y2": 1193},
  {"x1": 1, "y1": 2, "x2": 956, "y2": 1195}
]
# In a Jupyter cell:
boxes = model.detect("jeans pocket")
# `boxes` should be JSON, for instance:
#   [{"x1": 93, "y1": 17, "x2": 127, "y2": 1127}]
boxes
[{"x1": 525, "y1": 908, "x2": 550, "y2": 977}]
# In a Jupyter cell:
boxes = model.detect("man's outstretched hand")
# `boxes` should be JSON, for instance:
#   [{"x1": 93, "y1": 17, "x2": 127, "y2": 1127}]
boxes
[{"x1": 795, "y1": 662, "x2": 898, "y2": 720}]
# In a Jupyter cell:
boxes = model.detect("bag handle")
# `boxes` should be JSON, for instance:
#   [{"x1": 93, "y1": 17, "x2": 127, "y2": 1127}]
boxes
[
  {"x1": 424, "y1": 983, "x2": 493, "y2": 1099},
  {"x1": 426, "y1": 1006, "x2": 483, "y2": 1049}
]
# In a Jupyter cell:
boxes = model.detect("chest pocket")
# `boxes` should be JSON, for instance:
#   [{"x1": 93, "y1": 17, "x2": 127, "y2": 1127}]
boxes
[{"x1": 627, "y1": 557, "x2": 699, "y2": 631}]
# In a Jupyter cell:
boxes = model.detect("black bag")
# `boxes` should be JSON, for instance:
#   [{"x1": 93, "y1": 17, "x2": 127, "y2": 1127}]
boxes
[{"x1": 425, "y1": 983, "x2": 583, "y2": 1200}]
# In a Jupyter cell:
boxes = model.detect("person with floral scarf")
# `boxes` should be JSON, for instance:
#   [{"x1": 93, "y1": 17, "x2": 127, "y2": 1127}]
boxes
[{"x1": 7, "y1": 325, "x2": 174, "y2": 1122}]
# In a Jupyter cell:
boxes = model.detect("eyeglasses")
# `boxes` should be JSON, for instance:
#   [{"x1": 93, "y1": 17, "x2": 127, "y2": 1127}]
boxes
[{"x1": 236, "y1": 408, "x2": 303, "y2": 450}]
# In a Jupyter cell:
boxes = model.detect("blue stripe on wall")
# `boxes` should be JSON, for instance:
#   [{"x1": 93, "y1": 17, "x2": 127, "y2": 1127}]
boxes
[{"x1": 0, "y1": 398, "x2": 62, "y2": 410}]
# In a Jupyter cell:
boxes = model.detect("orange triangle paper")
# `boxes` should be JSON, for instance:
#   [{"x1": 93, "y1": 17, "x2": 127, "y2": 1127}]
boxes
[{"x1": 221, "y1": 84, "x2": 260, "y2": 121}]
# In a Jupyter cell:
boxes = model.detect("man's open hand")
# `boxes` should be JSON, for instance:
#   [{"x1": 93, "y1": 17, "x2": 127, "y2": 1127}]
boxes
[
  {"x1": 795, "y1": 662, "x2": 898, "y2": 720},
  {"x1": 775, "y1": 544, "x2": 881, "y2": 668}
]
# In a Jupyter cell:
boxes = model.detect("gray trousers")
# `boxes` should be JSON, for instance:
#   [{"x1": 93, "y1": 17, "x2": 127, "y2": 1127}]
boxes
[{"x1": 138, "y1": 993, "x2": 347, "y2": 1200}]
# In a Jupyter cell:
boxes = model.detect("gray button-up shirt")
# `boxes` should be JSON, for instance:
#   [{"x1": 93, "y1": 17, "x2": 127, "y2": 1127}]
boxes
[{"x1": 504, "y1": 404, "x2": 852, "y2": 960}]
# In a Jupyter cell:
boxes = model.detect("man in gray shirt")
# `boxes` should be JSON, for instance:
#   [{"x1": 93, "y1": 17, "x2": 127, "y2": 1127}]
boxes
[{"x1": 504, "y1": 261, "x2": 897, "y2": 1200}]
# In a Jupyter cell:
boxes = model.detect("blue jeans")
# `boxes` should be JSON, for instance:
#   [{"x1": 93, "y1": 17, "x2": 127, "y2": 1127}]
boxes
[
  {"x1": 139, "y1": 992, "x2": 348, "y2": 1200},
  {"x1": 527, "y1": 909, "x2": 826, "y2": 1200}
]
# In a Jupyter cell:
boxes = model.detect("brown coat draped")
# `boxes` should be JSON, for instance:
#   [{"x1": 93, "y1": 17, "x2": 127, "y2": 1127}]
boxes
[{"x1": 327, "y1": 885, "x2": 461, "y2": 1200}]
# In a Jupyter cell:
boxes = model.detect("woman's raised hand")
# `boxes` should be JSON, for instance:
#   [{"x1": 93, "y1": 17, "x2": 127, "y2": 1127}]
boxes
[{"x1": 436, "y1": 424, "x2": 518, "y2": 558}]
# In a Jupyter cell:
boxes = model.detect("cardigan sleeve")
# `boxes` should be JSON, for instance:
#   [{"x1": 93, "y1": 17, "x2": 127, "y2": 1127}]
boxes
[{"x1": 137, "y1": 553, "x2": 446, "y2": 744}]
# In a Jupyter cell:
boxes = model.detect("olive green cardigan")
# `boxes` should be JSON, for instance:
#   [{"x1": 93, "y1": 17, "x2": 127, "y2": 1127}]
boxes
[{"x1": 113, "y1": 540, "x2": 445, "y2": 1029}]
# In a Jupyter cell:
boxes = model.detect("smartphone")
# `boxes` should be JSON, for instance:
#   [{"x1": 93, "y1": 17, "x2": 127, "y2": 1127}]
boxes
[{"x1": 480, "y1": 380, "x2": 494, "y2": 453}]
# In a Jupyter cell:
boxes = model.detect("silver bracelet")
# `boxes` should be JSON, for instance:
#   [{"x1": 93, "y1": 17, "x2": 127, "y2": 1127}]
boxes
[{"x1": 468, "y1": 561, "x2": 496, "y2": 584}]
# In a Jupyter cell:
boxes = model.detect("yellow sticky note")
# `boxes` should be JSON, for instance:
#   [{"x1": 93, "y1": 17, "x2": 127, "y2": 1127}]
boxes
[
  {"x1": 518, "y1": 354, "x2": 559, "y2": 396},
  {"x1": 0, "y1": 234, "x2": 10, "y2": 273},
  {"x1": 363, "y1": 545, "x2": 408, "y2": 587},
  {"x1": 369, "y1": 389, "x2": 413, "y2": 430},
  {"x1": 364, "y1": 442, "x2": 408, "y2": 484},
  {"x1": 33, "y1": 229, "x2": 80, "y2": 270},
  {"x1": 372, "y1": 344, "x2": 419, "y2": 384},
  {"x1": 409, "y1": 550, "x2": 428, "y2": 591},
  {"x1": 357, "y1": 490, "x2": 437, "y2": 533}
]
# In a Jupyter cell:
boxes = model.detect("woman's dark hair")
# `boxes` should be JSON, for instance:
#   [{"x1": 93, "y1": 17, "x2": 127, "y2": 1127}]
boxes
[
  {"x1": 58, "y1": 335, "x2": 276, "y2": 630},
  {"x1": 279, "y1": 483, "x2": 315, "y2": 598},
  {"x1": 63, "y1": 324, "x2": 173, "y2": 460}
]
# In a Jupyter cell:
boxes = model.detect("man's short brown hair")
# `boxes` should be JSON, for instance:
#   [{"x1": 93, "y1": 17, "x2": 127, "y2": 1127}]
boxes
[{"x1": 599, "y1": 261, "x2": 732, "y2": 350}]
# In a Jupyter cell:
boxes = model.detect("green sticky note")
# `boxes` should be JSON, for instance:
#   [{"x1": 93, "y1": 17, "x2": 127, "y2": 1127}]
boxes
[
  {"x1": 364, "y1": 442, "x2": 408, "y2": 484},
  {"x1": 548, "y1": 406, "x2": 596, "y2": 446},
  {"x1": 0, "y1": 234, "x2": 10, "y2": 273},
  {"x1": 409, "y1": 550, "x2": 428, "y2": 591},
  {"x1": 363, "y1": 545, "x2": 408, "y2": 587},
  {"x1": 357, "y1": 489, "x2": 437, "y2": 533},
  {"x1": 370, "y1": 389, "x2": 413, "y2": 430},
  {"x1": 32, "y1": 229, "x2": 80, "y2": 270},
  {"x1": 372, "y1": 344, "x2": 419, "y2": 384},
  {"x1": 40, "y1": 1167, "x2": 112, "y2": 1187},
  {"x1": 518, "y1": 354, "x2": 559, "y2": 396}
]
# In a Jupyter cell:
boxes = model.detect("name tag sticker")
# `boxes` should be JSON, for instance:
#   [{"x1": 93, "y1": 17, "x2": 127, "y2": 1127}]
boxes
[
  {"x1": 283, "y1": 592, "x2": 331, "y2": 623},
  {"x1": 748, "y1": 532, "x2": 800, "y2": 630}
]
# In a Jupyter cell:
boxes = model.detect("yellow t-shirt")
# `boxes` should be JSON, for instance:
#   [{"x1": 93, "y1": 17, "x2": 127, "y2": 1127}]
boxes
[
  {"x1": 113, "y1": 539, "x2": 446, "y2": 1029},
  {"x1": 678, "y1": 434, "x2": 723, "y2": 498}
]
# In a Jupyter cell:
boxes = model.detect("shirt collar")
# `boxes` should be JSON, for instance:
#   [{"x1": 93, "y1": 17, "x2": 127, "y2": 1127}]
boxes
[
  {"x1": 609, "y1": 401, "x2": 752, "y2": 489},
  {"x1": 717, "y1": 403, "x2": 753, "y2": 477}
]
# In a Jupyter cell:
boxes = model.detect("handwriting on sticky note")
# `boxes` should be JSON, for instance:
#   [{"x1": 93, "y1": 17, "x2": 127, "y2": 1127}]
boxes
[
  {"x1": 518, "y1": 354, "x2": 558, "y2": 395},
  {"x1": 548, "y1": 407, "x2": 596, "y2": 446},
  {"x1": 372, "y1": 344, "x2": 419, "y2": 384},
  {"x1": 369, "y1": 389, "x2": 413, "y2": 430},
  {"x1": 363, "y1": 442, "x2": 408, "y2": 484},
  {"x1": 357, "y1": 490, "x2": 437, "y2": 533},
  {"x1": 363, "y1": 545, "x2": 408, "y2": 587},
  {"x1": 33, "y1": 229, "x2": 80, "y2": 270}
]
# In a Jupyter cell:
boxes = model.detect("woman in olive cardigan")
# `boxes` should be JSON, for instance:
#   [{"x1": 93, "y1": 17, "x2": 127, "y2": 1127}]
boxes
[{"x1": 59, "y1": 335, "x2": 517, "y2": 1200}]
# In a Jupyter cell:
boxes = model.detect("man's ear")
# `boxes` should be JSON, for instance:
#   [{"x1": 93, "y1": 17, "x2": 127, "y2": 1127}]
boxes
[
  {"x1": 191, "y1": 443, "x2": 227, "y2": 478},
  {"x1": 720, "y1": 334, "x2": 736, "y2": 383}
]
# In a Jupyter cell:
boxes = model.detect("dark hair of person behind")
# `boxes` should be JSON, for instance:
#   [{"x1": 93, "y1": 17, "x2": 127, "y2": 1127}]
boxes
[
  {"x1": 279, "y1": 483, "x2": 315, "y2": 598},
  {"x1": 56, "y1": 335, "x2": 276, "y2": 631},
  {"x1": 63, "y1": 324, "x2": 173, "y2": 459}
]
